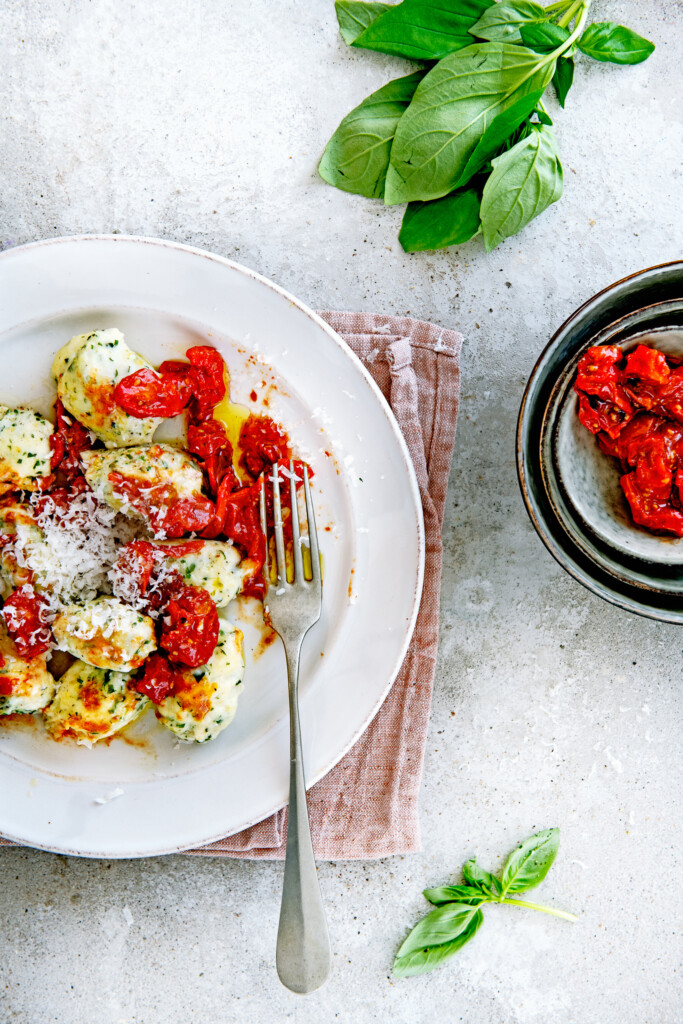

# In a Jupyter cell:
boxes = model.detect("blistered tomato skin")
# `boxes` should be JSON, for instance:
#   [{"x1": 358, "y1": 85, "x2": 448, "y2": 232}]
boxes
[
  {"x1": 114, "y1": 367, "x2": 193, "y2": 419},
  {"x1": 239, "y1": 415, "x2": 290, "y2": 478},
  {"x1": 2, "y1": 586, "x2": 52, "y2": 659},
  {"x1": 134, "y1": 651, "x2": 182, "y2": 704},
  {"x1": 159, "y1": 583, "x2": 219, "y2": 668},
  {"x1": 575, "y1": 343, "x2": 683, "y2": 537}
]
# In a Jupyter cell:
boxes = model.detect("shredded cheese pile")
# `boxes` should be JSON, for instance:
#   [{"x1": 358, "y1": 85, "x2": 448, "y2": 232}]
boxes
[{"x1": 17, "y1": 491, "x2": 142, "y2": 608}]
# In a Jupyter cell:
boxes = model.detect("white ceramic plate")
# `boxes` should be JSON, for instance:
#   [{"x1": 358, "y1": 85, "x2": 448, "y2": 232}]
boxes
[{"x1": 0, "y1": 236, "x2": 424, "y2": 857}]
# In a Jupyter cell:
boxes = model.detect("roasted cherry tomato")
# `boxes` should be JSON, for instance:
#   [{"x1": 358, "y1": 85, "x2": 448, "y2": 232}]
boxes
[
  {"x1": 575, "y1": 346, "x2": 632, "y2": 413},
  {"x1": 186, "y1": 346, "x2": 226, "y2": 420},
  {"x1": 576, "y1": 344, "x2": 683, "y2": 537},
  {"x1": 111, "y1": 540, "x2": 157, "y2": 596},
  {"x1": 134, "y1": 651, "x2": 183, "y2": 704},
  {"x1": 159, "y1": 583, "x2": 219, "y2": 667},
  {"x1": 114, "y1": 367, "x2": 193, "y2": 419},
  {"x1": 50, "y1": 399, "x2": 92, "y2": 483},
  {"x1": 239, "y1": 415, "x2": 290, "y2": 478},
  {"x1": 2, "y1": 586, "x2": 52, "y2": 658}
]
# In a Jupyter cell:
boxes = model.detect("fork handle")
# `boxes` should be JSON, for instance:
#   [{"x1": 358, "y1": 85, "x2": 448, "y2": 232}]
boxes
[{"x1": 276, "y1": 640, "x2": 331, "y2": 994}]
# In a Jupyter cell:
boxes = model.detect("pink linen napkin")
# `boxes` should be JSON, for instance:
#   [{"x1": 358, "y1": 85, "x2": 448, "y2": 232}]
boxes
[{"x1": 0, "y1": 312, "x2": 462, "y2": 860}]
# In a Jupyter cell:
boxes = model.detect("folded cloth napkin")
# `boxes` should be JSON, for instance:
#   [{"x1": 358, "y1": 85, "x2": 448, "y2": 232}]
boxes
[{"x1": 0, "y1": 311, "x2": 462, "y2": 860}]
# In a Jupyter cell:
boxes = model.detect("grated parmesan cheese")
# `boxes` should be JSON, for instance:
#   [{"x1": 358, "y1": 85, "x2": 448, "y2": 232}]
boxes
[{"x1": 16, "y1": 491, "x2": 144, "y2": 608}]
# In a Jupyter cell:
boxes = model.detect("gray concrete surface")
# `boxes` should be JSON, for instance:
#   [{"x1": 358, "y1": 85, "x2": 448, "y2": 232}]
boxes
[{"x1": 1, "y1": 1, "x2": 682, "y2": 1022}]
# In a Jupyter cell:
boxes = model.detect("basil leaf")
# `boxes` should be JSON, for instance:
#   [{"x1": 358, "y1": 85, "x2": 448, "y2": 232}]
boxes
[
  {"x1": 423, "y1": 883, "x2": 487, "y2": 906},
  {"x1": 335, "y1": 1, "x2": 392, "y2": 45},
  {"x1": 319, "y1": 72, "x2": 425, "y2": 198},
  {"x1": 499, "y1": 827, "x2": 561, "y2": 895},
  {"x1": 385, "y1": 43, "x2": 554, "y2": 205},
  {"x1": 352, "y1": 0, "x2": 494, "y2": 61},
  {"x1": 393, "y1": 904, "x2": 484, "y2": 977},
  {"x1": 519, "y1": 21, "x2": 569, "y2": 53},
  {"x1": 453, "y1": 88, "x2": 542, "y2": 187},
  {"x1": 463, "y1": 857, "x2": 500, "y2": 895},
  {"x1": 480, "y1": 124, "x2": 562, "y2": 250},
  {"x1": 470, "y1": 0, "x2": 545, "y2": 44},
  {"x1": 399, "y1": 188, "x2": 480, "y2": 252},
  {"x1": 552, "y1": 55, "x2": 574, "y2": 107},
  {"x1": 578, "y1": 22, "x2": 655, "y2": 65}
]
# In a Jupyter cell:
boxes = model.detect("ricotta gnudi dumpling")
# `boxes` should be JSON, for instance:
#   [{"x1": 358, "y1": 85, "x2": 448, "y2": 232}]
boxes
[
  {"x1": 0, "y1": 622, "x2": 55, "y2": 715},
  {"x1": 81, "y1": 444, "x2": 204, "y2": 526},
  {"x1": 51, "y1": 329, "x2": 162, "y2": 447},
  {"x1": 0, "y1": 502, "x2": 47, "y2": 598},
  {"x1": 159, "y1": 540, "x2": 244, "y2": 607},
  {"x1": 155, "y1": 620, "x2": 245, "y2": 742},
  {"x1": 43, "y1": 660, "x2": 149, "y2": 745},
  {"x1": 0, "y1": 406, "x2": 53, "y2": 496},
  {"x1": 52, "y1": 596, "x2": 156, "y2": 672}
]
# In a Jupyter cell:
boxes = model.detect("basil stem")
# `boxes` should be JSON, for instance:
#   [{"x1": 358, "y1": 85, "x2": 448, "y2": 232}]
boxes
[{"x1": 499, "y1": 896, "x2": 579, "y2": 922}]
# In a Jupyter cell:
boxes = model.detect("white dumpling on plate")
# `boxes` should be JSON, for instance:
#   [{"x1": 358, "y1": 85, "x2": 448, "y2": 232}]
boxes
[
  {"x1": 51, "y1": 328, "x2": 163, "y2": 447},
  {"x1": 0, "y1": 621, "x2": 55, "y2": 715},
  {"x1": 81, "y1": 443, "x2": 205, "y2": 536},
  {"x1": 155, "y1": 620, "x2": 245, "y2": 742},
  {"x1": 43, "y1": 659, "x2": 149, "y2": 745},
  {"x1": 157, "y1": 539, "x2": 244, "y2": 607},
  {"x1": 0, "y1": 406, "x2": 53, "y2": 496},
  {"x1": 52, "y1": 596, "x2": 157, "y2": 672}
]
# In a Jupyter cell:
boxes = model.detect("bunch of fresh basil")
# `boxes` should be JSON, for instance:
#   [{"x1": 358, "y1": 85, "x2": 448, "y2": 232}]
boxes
[
  {"x1": 319, "y1": 0, "x2": 655, "y2": 252},
  {"x1": 394, "y1": 827, "x2": 577, "y2": 977}
]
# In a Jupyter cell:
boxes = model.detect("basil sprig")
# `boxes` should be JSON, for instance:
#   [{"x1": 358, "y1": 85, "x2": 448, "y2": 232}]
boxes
[
  {"x1": 320, "y1": 0, "x2": 655, "y2": 251},
  {"x1": 394, "y1": 828, "x2": 577, "y2": 978}
]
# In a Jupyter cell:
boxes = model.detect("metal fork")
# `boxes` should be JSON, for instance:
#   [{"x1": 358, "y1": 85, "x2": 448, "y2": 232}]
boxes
[{"x1": 260, "y1": 460, "x2": 331, "y2": 994}]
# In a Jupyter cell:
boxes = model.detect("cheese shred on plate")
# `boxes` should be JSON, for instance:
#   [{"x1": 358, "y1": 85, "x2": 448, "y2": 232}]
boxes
[{"x1": 19, "y1": 491, "x2": 142, "y2": 607}]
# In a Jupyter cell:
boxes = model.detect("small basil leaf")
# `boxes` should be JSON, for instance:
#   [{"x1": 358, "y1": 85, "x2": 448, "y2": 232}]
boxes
[
  {"x1": 423, "y1": 883, "x2": 487, "y2": 906},
  {"x1": 499, "y1": 827, "x2": 561, "y2": 895},
  {"x1": 386, "y1": 43, "x2": 554, "y2": 205},
  {"x1": 453, "y1": 88, "x2": 543, "y2": 187},
  {"x1": 470, "y1": 1, "x2": 545, "y2": 44},
  {"x1": 534, "y1": 108, "x2": 553, "y2": 125},
  {"x1": 552, "y1": 55, "x2": 574, "y2": 107},
  {"x1": 519, "y1": 21, "x2": 569, "y2": 53},
  {"x1": 352, "y1": 0, "x2": 495, "y2": 61},
  {"x1": 335, "y1": 1, "x2": 392, "y2": 46},
  {"x1": 319, "y1": 72, "x2": 425, "y2": 198},
  {"x1": 399, "y1": 188, "x2": 480, "y2": 252},
  {"x1": 463, "y1": 857, "x2": 500, "y2": 895},
  {"x1": 578, "y1": 22, "x2": 655, "y2": 65},
  {"x1": 480, "y1": 124, "x2": 563, "y2": 250},
  {"x1": 393, "y1": 904, "x2": 484, "y2": 977}
]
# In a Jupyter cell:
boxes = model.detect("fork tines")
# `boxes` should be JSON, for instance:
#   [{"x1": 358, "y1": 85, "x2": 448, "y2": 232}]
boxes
[{"x1": 260, "y1": 461, "x2": 320, "y2": 589}]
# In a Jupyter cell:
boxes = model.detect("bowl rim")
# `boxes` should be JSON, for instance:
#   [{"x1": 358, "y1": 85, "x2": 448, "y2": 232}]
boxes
[{"x1": 517, "y1": 260, "x2": 683, "y2": 623}]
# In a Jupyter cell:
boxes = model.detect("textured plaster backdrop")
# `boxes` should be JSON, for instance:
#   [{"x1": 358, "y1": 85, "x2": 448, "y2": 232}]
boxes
[{"x1": 1, "y1": 1, "x2": 682, "y2": 1022}]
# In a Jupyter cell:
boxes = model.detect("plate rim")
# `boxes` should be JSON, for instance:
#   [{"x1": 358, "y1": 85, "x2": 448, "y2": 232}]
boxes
[{"x1": 0, "y1": 233, "x2": 426, "y2": 857}]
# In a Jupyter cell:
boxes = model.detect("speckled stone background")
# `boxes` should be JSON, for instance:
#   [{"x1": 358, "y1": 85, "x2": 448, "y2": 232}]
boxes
[{"x1": 1, "y1": 1, "x2": 682, "y2": 1022}]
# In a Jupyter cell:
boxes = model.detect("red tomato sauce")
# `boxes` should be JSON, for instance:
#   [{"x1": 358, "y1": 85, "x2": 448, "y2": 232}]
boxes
[
  {"x1": 2, "y1": 586, "x2": 52, "y2": 659},
  {"x1": 575, "y1": 343, "x2": 683, "y2": 535}
]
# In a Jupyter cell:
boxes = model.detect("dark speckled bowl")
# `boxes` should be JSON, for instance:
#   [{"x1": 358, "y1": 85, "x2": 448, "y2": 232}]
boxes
[{"x1": 517, "y1": 262, "x2": 683, "y2": 623}]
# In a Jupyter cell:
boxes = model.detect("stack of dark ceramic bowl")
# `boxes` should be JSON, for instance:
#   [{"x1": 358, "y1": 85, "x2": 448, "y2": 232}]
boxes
[{"x1": 518, "y1": 262, "x2": 683, "y2": 623}]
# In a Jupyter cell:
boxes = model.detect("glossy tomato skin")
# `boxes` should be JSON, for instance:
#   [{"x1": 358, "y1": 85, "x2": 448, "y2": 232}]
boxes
[
  {"x1": 50, "y1": 399, "x2": 93, "y2": 484},
  {"x1": 134, "y1": 651, "x2": 181, "y2": 703},
  {"x1": 2, "y1": 586, "x2": 52, "y2": 658},
  {"x1": 576, "y1": 344, "x2": 683, "y2": 537},
  {"x1": 159, "y1": 583, "x2": 219, "y2": 668},
  {"x1": 114, "y1": 367, "x2": 192, "y2": 418},
  {"x1": 239, "y1": 415, "x2": 290, "y2": 478}
]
